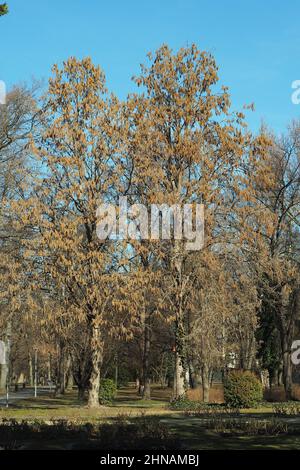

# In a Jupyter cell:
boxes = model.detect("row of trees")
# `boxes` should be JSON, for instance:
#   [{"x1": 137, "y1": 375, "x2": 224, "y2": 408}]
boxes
[{"x1": 0, "y1": 44, "x2": 300, "y2": 407}]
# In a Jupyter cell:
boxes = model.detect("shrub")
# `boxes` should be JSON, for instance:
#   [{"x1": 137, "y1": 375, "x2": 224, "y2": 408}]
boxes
[
  {"x1": 99, "y1": 379, "x2": 117, "y2": 404},
  {"x1": 169, "y1": 395, "x2": 240, "y2": 416},
  {"x1": 206, "y1": 417, "x2": 288, "y2": 436},
  {"x1": 224, "y1": 370, "x2": 263, "y2": 409},
  {"x1": 0, "y1": 416, "x2": 180, "y2": 450},
  {"x1": 185, "y1": 406, "x2": 240, "y2": 417},
  {"x1": 169, "y1": 395, "x2": 196, "y2": 410},
  {"x1": 273, "y1": 402, "x2": 300, "y2": 416}
]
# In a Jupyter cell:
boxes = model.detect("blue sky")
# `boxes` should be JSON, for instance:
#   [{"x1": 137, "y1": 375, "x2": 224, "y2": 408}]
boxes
[{"x1": 1, "y1": 0, "x2": 300, "y2": 133}]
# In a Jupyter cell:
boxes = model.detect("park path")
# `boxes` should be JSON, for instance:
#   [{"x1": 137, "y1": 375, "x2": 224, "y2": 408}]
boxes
[{"x1": 0, "y1": 387, "x2": 51, "y2": 406}]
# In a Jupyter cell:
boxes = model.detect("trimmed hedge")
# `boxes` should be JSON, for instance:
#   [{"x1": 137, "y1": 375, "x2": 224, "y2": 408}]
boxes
[
  {"x1": 224, "y1": 370, "x2": 263, "y2": 408},
  {"x1": 99, "y1": 379, "x2": 117, "y2": 404}
]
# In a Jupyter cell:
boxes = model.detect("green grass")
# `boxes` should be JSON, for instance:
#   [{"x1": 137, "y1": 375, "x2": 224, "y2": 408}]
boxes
[
  {"x1": 1, "y1": 385, "x2": 300, "y2": 449},
  {"x1": 0, "y1": 386, "x2": 171, "y2": 420}
]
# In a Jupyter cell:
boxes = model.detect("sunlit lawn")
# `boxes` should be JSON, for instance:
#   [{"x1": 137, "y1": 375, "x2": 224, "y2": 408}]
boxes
[{"x1": 0, "y1": 385, "x2": 172, "y2": 420}]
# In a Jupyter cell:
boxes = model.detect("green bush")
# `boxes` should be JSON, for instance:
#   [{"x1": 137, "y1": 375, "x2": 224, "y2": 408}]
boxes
[
  {"x1": 169, "y1": 395, "x2": 197, "y2": 410},
  {"x1": 99, "y1": 379, "x2": 117, "y2": 404},
  {"x1": 169, "y1": 395, "x2": 238, "y2": 415},
  {"x1": 273, "y1": 402, "x2": 300, "y2": 416},
  {"x1": 224, "y1": 370, "x2": 263, "y2": 409}
]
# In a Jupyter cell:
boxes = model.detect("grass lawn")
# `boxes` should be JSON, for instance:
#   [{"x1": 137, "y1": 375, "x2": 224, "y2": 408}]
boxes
[
  {"x1": 0, "y1": 385, "x2": 300, "y2": 449},
  {"x1": 0, "y1": 385, "x2": 172, "y2": 420}
]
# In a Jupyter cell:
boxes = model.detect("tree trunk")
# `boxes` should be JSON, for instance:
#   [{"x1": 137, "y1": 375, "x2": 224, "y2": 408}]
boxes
[
  {"x1": 47, "y1": 353, "x2": 52, "y2": 383},
  {"x1": 58, "y1": 342, "x2": 66, "y2": 395},
  {"x1": 268, "y1": 368, "x2": 275, "y2": 388},
  {"x1": 279, "y1": 286, "x2": 299, "y2": 400},
  {"x1": 136, "y1": 376, "x2": 140, "y2": 390},
  {"x1": 67, "y1": 372, "x2": 74, "y2": 391},
  {"x1": 71, "y1": 347, "x2": 91, "y2": 401},
  {"x1": 188, "y1": 362, "x2": 197, "y2": 389},
  {"x1": 173, "y1": 351, "x2": 185, "y2": 398},
  {"x1": 142, "y1": 312, "x2": 151, "y2": 400},
  {"x1": 158, "y1": 353, "x2": 167, "y2": 387},
  {"x1": 173, "y1": 317, "x2": 186, "y2": 398},
  {"x1": 172, "y1": 237, "x2": 186, "y2": 399},
  {"x1": 28, "y1": 352, "x2": 34, "y2": 387},
  {"x1": 87, "y1": 324, "x2": 103, "y2": 408},
  {"x1": 278, "y1": 366, "x2": 283, "y2": 386},
  {"x1": 65, "y1": 355, "x2": 74, "y2": 390},
  {"x1": 0, "y1": 323, "x2": 11, "y2": 392},
  {"x1": 283, "y1": 347, "x2": 293, "y2": 400},
  {"x1": 78, "y1": 386, "x2": 85, "y2": 401},
  {"x1": 0, "y1": 364, "x2": 7, "y2": 392},
  {"x1": 202, "y1": 364, "x2": 210, "y2": 403},
  {"x1": 137, "y1": 372, "x2": 143, "y2": 395}
]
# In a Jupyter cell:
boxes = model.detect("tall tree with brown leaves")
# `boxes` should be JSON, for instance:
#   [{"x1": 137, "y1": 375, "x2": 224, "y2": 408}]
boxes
[
  {"x1": 18, "y1": 58, "x2": 138, "y2": 407},
  {"x1": 129, "y1": 44, "x2": 258, "y2": 397}
]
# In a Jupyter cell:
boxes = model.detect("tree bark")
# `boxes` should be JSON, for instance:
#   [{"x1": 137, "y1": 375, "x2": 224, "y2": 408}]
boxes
[
  {"x1": 78, "y1": 385, "x2": 85, "y2": 401},
  {"x1": 137, "y1": 372, "x2": 143, "y2": 395},
  {"x1": 57, "y1": 342, "x2": 66, "y2": 395},
  {"x1": 87, "y1": 324, "x2": 103, "y2": 408},
  {"x1": 142, "y1": 312, "x2": 151, "y2": 400},
  {"x1": 65, "y1": 355, "x2": 74, "y2": 390},
  {"x1": 188, "y1": 362, "x2": 197, "y2": 389},
  {"x1": 278, "y1": 285, "x2": 299, "y2": 399},
  {"x1": 201, "y1": 364, "x2": 211, "y2": 403},
  {"x1": 283, "y1": 346, "x2": 293, "y2": 400},
  {"x1": 28, "y1": 352, "x2": 33, "y2": 387},
  {"x1": 0, "y1": 364, "x2": 7, "y2": 392},
  {"x1": 71, "y1": 341, "x2": 91, "y2": 401},
  {"x1": 0, "y1": 323, "x2": 11, "y2": 392},
  {"x1": 47, "y1": 353, "x2": 52, "y2": 383},
  {"x1": 173, "y1": 351, "x2": 185, "y2": 398},
  {"x1": 172, "y1": 238, "x2": 186, "y2": 399},
  {"x1": 173, "y1": 314, "x2": 186, "y2": 398}
]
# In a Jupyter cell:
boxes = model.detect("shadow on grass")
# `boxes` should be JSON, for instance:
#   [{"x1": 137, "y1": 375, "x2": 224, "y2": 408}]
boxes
[
  {"x1": 111, "y1": 386, "x2": 170, "y2": 409},
  {"x1": 0, "y1": 414, "x2": 180, "y2": 450},
  {"x1": 2, "y1": 398, "x2": 84, "y2": 411},
  {"x1": 1, "y1": 413, "x2": 300, "y2": 450},
  {"x1": 1, "y1": 386, "x2": 300, "y2": 450}
]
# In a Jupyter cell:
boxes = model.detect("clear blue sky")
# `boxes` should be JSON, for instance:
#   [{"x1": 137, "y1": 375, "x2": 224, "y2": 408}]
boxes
[{"x1": 1, "y1": 0, "x2": 300, "y2": 133}]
